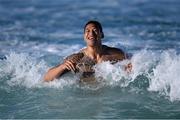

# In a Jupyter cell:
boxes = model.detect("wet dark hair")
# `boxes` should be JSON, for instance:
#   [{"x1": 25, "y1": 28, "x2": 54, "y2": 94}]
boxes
[{"x1": 84, "y1": 20, "x2": 104, "y2": 38}]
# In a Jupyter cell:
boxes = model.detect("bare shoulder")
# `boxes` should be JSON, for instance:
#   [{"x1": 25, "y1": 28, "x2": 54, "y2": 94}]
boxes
[
  {"x1": 64, "y1": 52, "x2": 84, "y2": 62},
  {"x1": 79, "y1": 47, "x2": 86, "y2": 53},
  {"x1": 102, "y1": 45, "x2": 126, "y2": 61},
  {"x1": 104, "y1": 45, "x2": 125, "y2": 56}
]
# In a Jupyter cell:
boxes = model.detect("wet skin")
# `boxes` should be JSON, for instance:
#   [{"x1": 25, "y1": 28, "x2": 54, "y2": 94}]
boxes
[{"x1": 44, "y1": 23, "x2": 132, "y2": 82}]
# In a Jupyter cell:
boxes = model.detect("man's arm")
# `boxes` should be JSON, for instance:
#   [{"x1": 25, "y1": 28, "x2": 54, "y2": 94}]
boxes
[
  {"x1": 43, "y1": 53, "x2": 84, "y2": 82},
  {"x1": 43, "y1": 64, "x2": 67, "y2": 82},
  {"x1": 105, "y1": 47, "x2": 126, "y2": 61},
  {"x1": 108, "y1": 47, "x2": 132, "y2": 72},
  {"x1": 43, "y1": 60, "x2": 76, "y2": 82}
]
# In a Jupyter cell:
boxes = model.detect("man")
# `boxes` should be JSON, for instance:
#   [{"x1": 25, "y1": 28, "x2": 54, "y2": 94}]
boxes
[{"x1": 44, "y1": 20, "x2": 132, "y2": 82}]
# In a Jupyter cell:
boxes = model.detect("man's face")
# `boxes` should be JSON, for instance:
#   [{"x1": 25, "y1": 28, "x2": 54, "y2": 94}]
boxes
[{"x1": 84, "y1": 23, "x2": 102, "y2": 47}]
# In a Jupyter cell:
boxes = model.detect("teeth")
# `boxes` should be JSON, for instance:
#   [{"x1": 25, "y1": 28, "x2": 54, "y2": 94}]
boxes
[{"x1": 89, "y1": 37, "x2": 94, "y2": 40}]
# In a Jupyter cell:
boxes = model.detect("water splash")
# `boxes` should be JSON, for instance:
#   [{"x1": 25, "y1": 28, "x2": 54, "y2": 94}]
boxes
[
  {"x1": 93, "y1": 50, "x2": 180, "y2": 101},
  {"x1": 94, "y1": 60, "x2": 132, "y2": 87},
  {"x1": 1, "y1": 50, "x2": 180, "y2": 101},
  {"x1": 148, "y1": 50, "x2": 180, "y2": 101},
  {"x1": 2, "y1": 52, "x2": 46, "y2": 88},
  {"x1": 0, "y1": 52, "x2": 78, "y2": 89}
]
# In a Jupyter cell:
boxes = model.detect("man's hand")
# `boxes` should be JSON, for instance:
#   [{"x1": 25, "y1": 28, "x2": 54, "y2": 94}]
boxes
[
  {"x1": 62, "y1": 58, "x2": 78, "y2": 73},
  {"x1": 63, "y1": 53, "x2": 84, "y2": 73},
  {"x1": 125, "y1": 63, "x2": 132, "y2": 73}
]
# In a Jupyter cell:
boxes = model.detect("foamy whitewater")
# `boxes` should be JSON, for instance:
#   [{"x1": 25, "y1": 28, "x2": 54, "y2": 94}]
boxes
[{"x1": 0, "y1": 0, "x2": 180, "y2": 119}]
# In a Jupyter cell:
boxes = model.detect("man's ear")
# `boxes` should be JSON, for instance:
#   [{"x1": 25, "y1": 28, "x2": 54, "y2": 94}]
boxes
[{"x1": 101, "y1": 32, "x2": 104, "y2": 38}]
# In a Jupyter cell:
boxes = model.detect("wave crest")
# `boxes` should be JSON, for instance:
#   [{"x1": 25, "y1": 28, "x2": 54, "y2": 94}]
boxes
[{"x1": 1, "y1": 50, "x2": 180, "y2": 101}]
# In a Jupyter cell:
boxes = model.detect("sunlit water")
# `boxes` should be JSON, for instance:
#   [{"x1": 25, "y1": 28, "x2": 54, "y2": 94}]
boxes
[{"x1": 0, "y1": 0, "x2": 180, "y2": 119}]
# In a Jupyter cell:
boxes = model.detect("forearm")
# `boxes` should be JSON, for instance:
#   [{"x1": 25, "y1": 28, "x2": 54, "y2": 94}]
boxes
[{"x1": 43, "y1": 64, "x2": 67, "y2": 82}]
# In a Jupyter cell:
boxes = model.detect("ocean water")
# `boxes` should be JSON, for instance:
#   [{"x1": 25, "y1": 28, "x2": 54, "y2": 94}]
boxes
[{"x1": 0, "y1": 0, "x2": 180, "y2": 119}]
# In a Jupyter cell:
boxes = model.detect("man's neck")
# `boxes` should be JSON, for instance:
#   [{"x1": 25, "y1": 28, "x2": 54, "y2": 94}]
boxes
[{"x1": 86, "y1": 45, "x2": 103, "y2": 60}]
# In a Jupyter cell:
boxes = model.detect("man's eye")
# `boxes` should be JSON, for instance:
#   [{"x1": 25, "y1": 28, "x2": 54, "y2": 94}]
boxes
[{"x1": 93, "y1": 29, "x2": 97, "y2": 32}]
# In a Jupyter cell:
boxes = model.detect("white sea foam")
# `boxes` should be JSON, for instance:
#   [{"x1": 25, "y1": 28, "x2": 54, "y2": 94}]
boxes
[
  {"x1": 93, "y1": 50, "x2": 180, "y2": 101},
  {"x1": 94, "y1": 60, "x2": 132, "y2": 87},
  {"x1": 148, "y1": 50, "x2": 180, "y2": 101},
  {"x1": 3, "y1": 52, "x2": 47, "y2": 88},
  {"x1": 1, "y1": 52, "x2": 77, "y2": 89},
  {"x1": 1, "y1": 50, "x2": 180, "y2": 101},
  {"x1": 0, "y1": 40, "x2": 83, "y2": 57}
]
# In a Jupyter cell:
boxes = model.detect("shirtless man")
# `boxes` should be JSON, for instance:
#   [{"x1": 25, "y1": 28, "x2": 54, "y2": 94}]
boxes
[{"x1": 44, "y1": 20, "x2": 132, "y2": 82}]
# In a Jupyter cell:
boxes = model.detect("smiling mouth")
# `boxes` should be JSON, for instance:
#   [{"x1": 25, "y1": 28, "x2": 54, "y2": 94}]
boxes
[{"x1": 88, "y1": 37, "x2": 95, "y2": 40}]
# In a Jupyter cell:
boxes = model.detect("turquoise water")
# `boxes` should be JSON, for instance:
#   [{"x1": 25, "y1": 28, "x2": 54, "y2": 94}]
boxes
[{"x1": 0, "y1": 0, "x2": 180, "y2": 119}]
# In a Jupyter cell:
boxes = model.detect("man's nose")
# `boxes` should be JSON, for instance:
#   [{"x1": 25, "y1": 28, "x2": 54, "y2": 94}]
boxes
[{"x1": 89, "y1": 31, "x2": 96, "y2": 36}]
